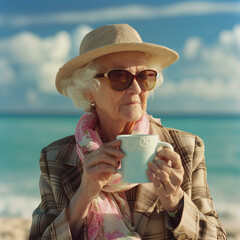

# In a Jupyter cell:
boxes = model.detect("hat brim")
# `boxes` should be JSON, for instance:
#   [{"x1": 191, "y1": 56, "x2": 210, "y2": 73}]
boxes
[{"x1": 55, "y1": 42, "x2": 179, "y2": 94}]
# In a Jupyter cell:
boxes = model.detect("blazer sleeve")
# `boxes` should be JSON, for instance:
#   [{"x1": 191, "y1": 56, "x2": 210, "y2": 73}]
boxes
[
  {"x1": 29, "y1": 150, "x2": 73, "y2": 240},
  {"x1": 166, "y1": 136, "x2": 227, "y2": 240}
]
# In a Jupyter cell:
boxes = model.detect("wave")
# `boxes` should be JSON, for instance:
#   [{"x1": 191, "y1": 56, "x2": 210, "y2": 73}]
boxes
[
  {"x1": 0, "y1": 194, "x2": 40, "y2": 218},
  {"x1": 215, "y1": 202, "x2": 240, "y2": 221},
  {"x1": 1, "y1": 193, "x2": 240, "y2": 225}
]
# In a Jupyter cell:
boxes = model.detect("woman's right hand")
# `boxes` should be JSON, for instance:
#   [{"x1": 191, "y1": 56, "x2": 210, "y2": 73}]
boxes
[
  {"x1": 68, "y1": 140, "x2": 124, "y2": 238},
  {"x1": 80, "y1": 139, "x2": 125, "y2": 199}
]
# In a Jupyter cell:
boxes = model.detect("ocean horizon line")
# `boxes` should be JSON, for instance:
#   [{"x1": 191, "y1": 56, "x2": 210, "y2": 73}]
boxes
[{"x1": 1, "y1": 111, "x2": 240, "y2": 118}]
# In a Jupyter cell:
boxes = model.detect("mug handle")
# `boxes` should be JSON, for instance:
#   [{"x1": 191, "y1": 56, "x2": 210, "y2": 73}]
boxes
[
  {"x1": 156, "y1": 141, "x2": 174, "y2": 151},
  {"x1": 155, "y1": 141, "x2": 174, "y2": 166}
]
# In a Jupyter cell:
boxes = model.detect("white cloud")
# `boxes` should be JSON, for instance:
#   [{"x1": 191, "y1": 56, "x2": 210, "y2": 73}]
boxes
[
  {"x1": 0, "y1": 59, "x2": 15, "y2": 85},
  {"x1": 183, "y1": 37, "x2": 202, "y2": 59},
  {"x1": 38, "y1": 61, "x2": 65, "y2": 93},
  {"x1": 0, "y1": 29, "x2": 72, "y2": 93},
  {"x1": 183, "y1": 25, "x2": 240, "y2": 67},
  {"x1": 158, "y1": 24, "x2": 240, "y2": 110},
  {"x1": 43, "y1": 32, "x2": 71, "y2": 61},
  {"x1": 219, "y1": 25, "x2": 240, "y2": 52},
  {"x1": 71, "y1": 25, "x2": 93, "y2": 55},
  {"x1": 1, "y1": 2, "x2": 240, "y2": 27},
  {"x1": 0, "y1": 32, "x2": 42, "y2": 64},
  {"x1": 0, "y1": 31, "x2": 70, "y2": 65},
  {"x1": 159, "y1": 77, "x2": 240, "y2": 99}
]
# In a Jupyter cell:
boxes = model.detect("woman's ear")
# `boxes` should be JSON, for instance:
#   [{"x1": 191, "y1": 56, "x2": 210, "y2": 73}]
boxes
[
  {"x1": 84, "y1": 91, "x2": 95, "y2": 110},
  {"x1": 84, "y1": 91, "x2": 94, "y2": 102}
]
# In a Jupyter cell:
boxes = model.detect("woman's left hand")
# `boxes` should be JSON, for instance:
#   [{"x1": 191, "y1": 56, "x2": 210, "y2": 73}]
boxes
[{"x1": 146, "y1": 148, "x2": 184, "y2": 212}]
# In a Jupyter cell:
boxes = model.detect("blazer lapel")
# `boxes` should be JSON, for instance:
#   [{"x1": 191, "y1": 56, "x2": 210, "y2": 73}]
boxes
[
  {"x1": 61, "y1": 163, "x2": 83, "y2": 200},
  {"x1": 149, "y1": 116, "x2": 176, "y2": 150},
  {"x1": 53, "y1": 136, "x2": 83, "y2": 201}
]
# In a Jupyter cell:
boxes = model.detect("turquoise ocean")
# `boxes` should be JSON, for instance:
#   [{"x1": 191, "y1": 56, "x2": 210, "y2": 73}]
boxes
[{"x1": 0, "y1": 114, "x2": 240, "y2": 223}]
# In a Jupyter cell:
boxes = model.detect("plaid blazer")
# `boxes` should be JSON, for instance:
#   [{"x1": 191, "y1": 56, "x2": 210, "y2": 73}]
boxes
[{"x1": 29, "y1": 116, "x2": 227, "y2": 240}]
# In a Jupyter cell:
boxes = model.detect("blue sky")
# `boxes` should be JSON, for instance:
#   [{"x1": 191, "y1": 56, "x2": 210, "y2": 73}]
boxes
[{"x1": 0, "y1": 0, "x2": 240, "y2": 115}]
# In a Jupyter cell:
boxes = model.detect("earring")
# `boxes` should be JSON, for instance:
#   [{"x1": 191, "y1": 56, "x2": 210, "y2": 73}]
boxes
[{"x1": 90, "y1": 101, "x2": 95, "y2": 107}]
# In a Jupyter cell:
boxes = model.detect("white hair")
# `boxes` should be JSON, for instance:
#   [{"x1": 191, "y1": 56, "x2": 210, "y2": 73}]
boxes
[{"x1": 62, "y1": 53, "x2": 164, "y2": 112}]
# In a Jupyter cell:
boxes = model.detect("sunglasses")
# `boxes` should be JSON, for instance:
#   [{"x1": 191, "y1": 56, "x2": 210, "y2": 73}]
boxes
[{"x1": 95, "y1": 69, "x2": 158, "y2": 91}]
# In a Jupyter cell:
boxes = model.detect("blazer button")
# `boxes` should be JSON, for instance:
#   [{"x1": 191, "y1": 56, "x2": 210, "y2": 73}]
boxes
[{"x1": 177, "y1": 233, "x2": 188, "y2": 240}]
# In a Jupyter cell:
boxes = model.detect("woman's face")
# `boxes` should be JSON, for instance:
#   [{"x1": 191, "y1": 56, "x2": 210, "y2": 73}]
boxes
[{"x1": 91, "y1": 52, "x2": 150, "y2": 125}]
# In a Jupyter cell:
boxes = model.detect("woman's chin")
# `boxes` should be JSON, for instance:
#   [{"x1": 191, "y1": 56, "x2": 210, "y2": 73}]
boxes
[{"x1": 120, "y1": 110, "x2": 144, "y2": 123}]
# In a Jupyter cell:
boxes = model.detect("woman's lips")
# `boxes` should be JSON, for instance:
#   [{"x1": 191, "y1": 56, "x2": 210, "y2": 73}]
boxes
[{"x1": 124, "y1": 101, "x2": 140, "y2": 105}]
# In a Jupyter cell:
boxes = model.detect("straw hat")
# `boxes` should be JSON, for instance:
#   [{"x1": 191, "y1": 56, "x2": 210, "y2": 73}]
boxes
[{"x1": 55, "y1": 23, "x2": 179, "y2": 94}]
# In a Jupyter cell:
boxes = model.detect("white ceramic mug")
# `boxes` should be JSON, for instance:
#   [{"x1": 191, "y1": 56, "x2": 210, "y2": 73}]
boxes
[{"x1": 116, "y1": 134, "x2": 174, "y2": 183}]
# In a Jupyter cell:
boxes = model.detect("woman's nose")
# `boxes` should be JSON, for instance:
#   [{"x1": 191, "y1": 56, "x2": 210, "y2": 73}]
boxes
[{"x1": 127, "y1": 78, "x2": 142, "y2": 94}]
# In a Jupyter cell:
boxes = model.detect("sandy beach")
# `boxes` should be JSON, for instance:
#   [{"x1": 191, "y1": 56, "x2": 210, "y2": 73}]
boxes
[
  {"x1": 0, "y1": 218, "x2": 31, "y2": 240},
  {"x1": 0, "y1": 218, "x2": 239, "y2": 240}
]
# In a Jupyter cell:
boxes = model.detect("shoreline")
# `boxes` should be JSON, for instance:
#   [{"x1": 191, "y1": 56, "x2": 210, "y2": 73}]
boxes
[{"x1": 0, "y1": 217, "x2": 239, "y2": 240}]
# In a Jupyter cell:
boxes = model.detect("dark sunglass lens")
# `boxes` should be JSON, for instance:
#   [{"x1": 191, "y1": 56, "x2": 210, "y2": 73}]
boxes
[
  {"x1": 108, "y1": 70, "x2": 132, "y2": 91},
  {"x1": 137, "y1": 70, "x2": 156, "y2": 90}
]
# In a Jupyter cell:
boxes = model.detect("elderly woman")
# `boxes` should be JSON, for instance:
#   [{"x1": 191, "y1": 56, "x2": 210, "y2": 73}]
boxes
[{"x1": 29, "y1": 24, "x2": 226, "y2": 240}]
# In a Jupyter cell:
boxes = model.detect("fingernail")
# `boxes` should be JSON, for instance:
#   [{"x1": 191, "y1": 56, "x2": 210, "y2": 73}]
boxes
[{"x1": 148, "y1": 161, "x2": 153, "y2": 166}]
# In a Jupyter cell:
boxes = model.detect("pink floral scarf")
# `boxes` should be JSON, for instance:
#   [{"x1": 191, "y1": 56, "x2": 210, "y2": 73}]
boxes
[{"x1": 75, "y1": 112, "x2": 150, "y2": 239}]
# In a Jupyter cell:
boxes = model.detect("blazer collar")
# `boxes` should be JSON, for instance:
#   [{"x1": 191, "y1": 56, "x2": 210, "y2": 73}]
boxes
[{"x1": 149, "y1": 116, "x2": 176, "y2": 150}]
